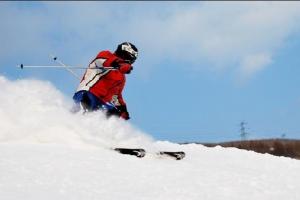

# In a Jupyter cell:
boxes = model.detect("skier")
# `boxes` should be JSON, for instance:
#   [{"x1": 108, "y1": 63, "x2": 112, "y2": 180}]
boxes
[{"x1": 72, "y1": 42, "x2": 138, "y2": 120}]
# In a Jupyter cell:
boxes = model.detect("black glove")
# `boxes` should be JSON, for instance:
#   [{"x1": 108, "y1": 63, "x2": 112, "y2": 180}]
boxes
[
  {"x1": 111, "y1": 59, "x2": 133, "y2": 74},
  {"x1": 111, "y1": 58, "x2": 127, "y2": 69},
  {"x1": 116, "y1": 105, "x2": 130, "y2": 120}
]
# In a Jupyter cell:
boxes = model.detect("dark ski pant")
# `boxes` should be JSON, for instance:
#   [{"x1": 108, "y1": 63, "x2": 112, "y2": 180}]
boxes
[{"x1": 72, "y1": 90, "x2": 120, "y2": 117}]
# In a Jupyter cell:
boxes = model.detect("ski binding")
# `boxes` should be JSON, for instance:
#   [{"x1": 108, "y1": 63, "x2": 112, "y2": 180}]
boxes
[{"x1": 158, "y1": 151, "x2": 186, "y2": 160}]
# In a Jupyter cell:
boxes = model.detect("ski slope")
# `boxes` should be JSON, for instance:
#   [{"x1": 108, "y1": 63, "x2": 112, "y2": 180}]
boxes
[{"x1": 1, "y1": 75, "x2": 300, "y2": 200}]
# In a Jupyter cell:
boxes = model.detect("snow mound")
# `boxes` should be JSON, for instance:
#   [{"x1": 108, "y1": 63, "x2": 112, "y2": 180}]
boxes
[
  {"x1": 0, "y1": 75, "x2": 153, "y2": 149},
  {"x1": 1, "y1": 75, "x2": 300, "y2": 200},
  {"x1": 1, "y1": 142, "x2": 300, "y2": 200}
]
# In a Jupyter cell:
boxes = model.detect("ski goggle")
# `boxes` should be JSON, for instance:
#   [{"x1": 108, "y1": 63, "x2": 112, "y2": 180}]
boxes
[{"x1": 122, "y1": 45, "x2": 138, "y2": 59}]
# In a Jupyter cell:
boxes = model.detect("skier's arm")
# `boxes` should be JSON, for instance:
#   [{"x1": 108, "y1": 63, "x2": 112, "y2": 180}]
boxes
[
  {"x1": 116, "y1": 83, "x2": 130, "y2": 120},
  {"x1": 95, "y1": 51, "x2": 120, "y2": 68},
  {"x1": 117, "y1": 95, "x2": 130, "y2": 120},
  {"x1": 95, "y1": 50, "x2": 132, "y2": 72},
  {"x1": 111, "y1": 58, "x2": 133, "y2": 74}
]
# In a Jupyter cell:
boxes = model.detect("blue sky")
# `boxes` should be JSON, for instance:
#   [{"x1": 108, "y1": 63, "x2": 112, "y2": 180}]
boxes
[{"x1": 1, "y1": 2, "x2": 300, "y2": 142}]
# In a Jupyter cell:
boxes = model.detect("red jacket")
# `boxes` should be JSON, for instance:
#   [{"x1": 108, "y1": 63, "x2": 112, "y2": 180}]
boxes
[{"x1": 76, "y1": 50, "x2": 132, "y2": 107}]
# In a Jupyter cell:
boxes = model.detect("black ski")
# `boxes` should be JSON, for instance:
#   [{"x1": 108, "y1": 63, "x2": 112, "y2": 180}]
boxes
[
  {"x1": 158, "y1": 151, "x2": 185, "y2": 160},
  {"x1": 114, "y1": 148, "x2": 185, "y2": 160},
  {"x1": 114, "y1": 148, "x2": 146, "y2": 158}
]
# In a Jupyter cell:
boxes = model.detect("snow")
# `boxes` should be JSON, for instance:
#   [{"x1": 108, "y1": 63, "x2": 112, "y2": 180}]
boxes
[{"x1": 0, "y1": 75, "x2": 300, "y2": 200}]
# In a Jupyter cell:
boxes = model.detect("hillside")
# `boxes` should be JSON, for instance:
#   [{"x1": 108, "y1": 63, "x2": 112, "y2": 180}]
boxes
[
  {"x1": 1, "y1": 141, "x2": 300, "y2": 200},
  {"x1": 1, "y1": 76, "x2": 300, "y2": 199}
]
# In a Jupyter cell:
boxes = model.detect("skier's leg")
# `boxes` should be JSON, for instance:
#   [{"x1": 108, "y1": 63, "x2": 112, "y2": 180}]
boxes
[
  {"x1": 72, "y1": 91, "x2": 99, "y2": 112},
  {"x1": 72, "y1": 91, "x2": 87, "y2": 113},
  {"x1": 72, "y1": 91, "x2": 120, "y2": 117}
]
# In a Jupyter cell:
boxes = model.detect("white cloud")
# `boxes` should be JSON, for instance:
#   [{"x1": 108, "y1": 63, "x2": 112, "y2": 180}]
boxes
[
  {"x1": 1, "y1": 2, "x2": 300, "y2": 80},
  {"x1": 239, "y1": 52, "x2": 273, "y2": 80},
  {"x1": 129, "y1": 2, "x2": 300, "y2": 77}
]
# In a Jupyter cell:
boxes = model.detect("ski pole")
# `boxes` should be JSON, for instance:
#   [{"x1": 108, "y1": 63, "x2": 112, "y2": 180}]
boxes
[
  {"x1": 49, "y1": 54, "x2": 81, "y2": 80},
  {"x1": 49, "y1": 54, "x2": 115, "y2": 73},
  {"x1": 18, "y1": 55, "x2": 116, "y2": 79},
  {"x1": 18, "y1": 64, "x2": 100, "y2": 69},
  {"x1": 18, "y1": 64, "x2": 88, "y2": 69}
]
